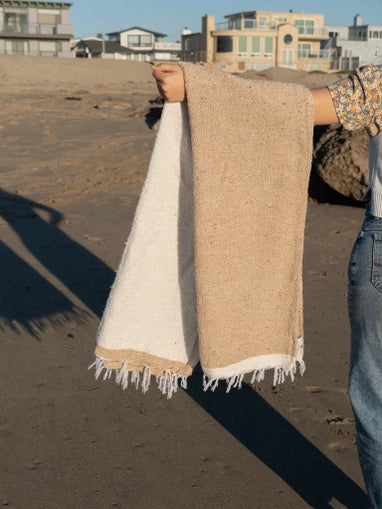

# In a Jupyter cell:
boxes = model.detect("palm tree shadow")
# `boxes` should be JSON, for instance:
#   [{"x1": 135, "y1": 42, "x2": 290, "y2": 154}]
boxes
[
  {"x1": 0, "y1": 188, "x2": 115, "y2": 338},
  {"x1": 186, "y1": 371, "x2": 369, "y2": 509}
]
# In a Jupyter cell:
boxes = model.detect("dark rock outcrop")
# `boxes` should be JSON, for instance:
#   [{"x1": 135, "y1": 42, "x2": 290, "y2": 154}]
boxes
[{"x1": 312, "y1": 124, "x2": 369, "y2": 202}]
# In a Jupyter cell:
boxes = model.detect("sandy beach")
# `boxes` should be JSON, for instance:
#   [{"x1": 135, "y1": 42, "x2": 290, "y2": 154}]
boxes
[{"x1": 0, "y1": 56, "x2": 370, "y2": 508}]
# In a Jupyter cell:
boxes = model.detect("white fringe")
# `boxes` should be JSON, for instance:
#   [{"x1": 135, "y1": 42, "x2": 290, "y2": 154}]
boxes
[
  {"x1": 202, "y1": 359, "x2": 306, "y2": 393},
  {"x1": 203, "y1": 375, "x2": 220, "y2": 392},
  {"x1": 250, "y1": 369, "x2": 265, "y2": 384},
  {"x1": 89, "y1": 357, "x2": 188, "y2": 399},
  {"x1": 156, "y1": 370, "x2": 188, "y2": 399},
  {"x1": 272, "y1": 359, "x2": 306, "y2": 386},
  {"x1": 89, "y1": 357, "x2": 306, "y2": 398}
]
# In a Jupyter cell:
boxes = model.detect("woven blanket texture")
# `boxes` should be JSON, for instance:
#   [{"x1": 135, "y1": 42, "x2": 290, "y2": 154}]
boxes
[{"x1": 91, "y1": 63, "x2": 314, "y2": 398}]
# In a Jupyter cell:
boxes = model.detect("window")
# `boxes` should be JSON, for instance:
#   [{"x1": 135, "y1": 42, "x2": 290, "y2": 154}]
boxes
[
  {"x1": 128, "y1": 35, "x2": 139, "y2": 46},
  {"x1": 4, "y1": 11, "x2": 27, "y2": 32},
  {"x1": 140, "y1": 35, "x2": 152, "y2": 46},
  {"x1": 274, "y1": 17, "x2": 287, "y2": 24},
  {"x1": 295, "y1": 19, "x2": 315, "y2": 35},
  {"x1": 5, "y1": 39, "x2": 28, "y2": 55},
  {"x1": 238, "y1": 62, "x2": 245, "y2": 71},
  {"x1": 217, "y1": 36, "x2": 233, "y2": 53},
  {"x1": 243, "y1": 18, "x2": 255, "y2": 29},
  {"x1": 38, "y1": 9, "x2": 60, "y2": 24},
  {"x1": 228, "y1": 18, "x2": 241, "y2": 30},
  {"x1": 251, "y1": 36, "x2": 260, "y2": 56},
  {"x1": 128, "y1": 34, "x2": 152, "y2": 47},
  {"x1": 284, "y1": 34, "x2": 293, "y2": 45},
  {"x1": 298, "y1": 43, "x2": 311, "y2": 58},
  {"x1": 282, "y1": 49, "x2": 294, "y2": 66},
  {"x1": 373, "y1": 31, "x2": 379, "y2": 38},
  {"x1": 39, "y1": 41, "x2": 61, "y2": 53},
  {"x1": 258, "y1": 16, "x2": 268, "y2": 28},
  {"x1": 264, "y1": 37, "x2": 274, "y2": 55},
  {"x1": 238, "y1": 36, "x2": 247, "y2": 55}
]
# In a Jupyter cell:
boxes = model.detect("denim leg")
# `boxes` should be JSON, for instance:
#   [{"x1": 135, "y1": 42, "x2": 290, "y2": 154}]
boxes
[{"x1": 348, "y1": 217, "x2": 382, "y2": 508}]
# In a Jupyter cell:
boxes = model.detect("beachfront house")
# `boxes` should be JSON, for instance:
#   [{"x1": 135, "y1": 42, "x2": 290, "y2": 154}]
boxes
[
  {"x1": 323, "y1": 14, "x2": 382, "y2": 69},
  {"x1": 72, "y1": 37, "x2": 131, "y2": 60},
  {"x1": 0, "y1": 0, "x2": 73, "y2": 57},
  {"x1": 106, "y1": 26, "x2": 181, "y2": 62},
  {"x1": 181, "y1": 10, "x2": 331, "y2": 72}
]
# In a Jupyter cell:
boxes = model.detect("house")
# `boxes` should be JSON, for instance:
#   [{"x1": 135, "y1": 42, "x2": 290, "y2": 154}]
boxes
[
  {"x1": 181, "y1": 11, "x2": 332, "y2": 72},
  {"x1": 72, "y1": 37, "x2": 131, "y2": 59},
  {"x1": 0, "y1": 0, "x2": 73, "y2": 57},
  {"x1": 323, "y1": 14, "x2": 382, "y2": 70},
  {"x1": 106, "y1": 26, "x2": 181, "y2": 62}
]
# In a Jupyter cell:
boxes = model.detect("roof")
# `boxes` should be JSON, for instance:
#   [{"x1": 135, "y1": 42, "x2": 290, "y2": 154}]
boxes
[
  {"x1": 0, "y1": 1, "x2": 72, "y2": 7},
  {"x1": 224, "y1": 11, "x2": 257, "y2": 19},
  {"x1": 75, "y1": 40, "x2": 131, "y2": 55},
  {"x1": 106, "y1": 26, "x2": 167, "y2": 38}
]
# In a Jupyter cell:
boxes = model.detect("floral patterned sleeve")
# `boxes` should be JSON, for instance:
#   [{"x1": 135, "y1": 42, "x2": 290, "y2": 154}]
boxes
[{"x1": 327, "y1": 64, "x2": 382, "y2": 137}]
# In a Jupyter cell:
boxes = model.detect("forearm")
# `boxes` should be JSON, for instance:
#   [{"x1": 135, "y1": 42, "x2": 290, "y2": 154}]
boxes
[{"x1": 311, "y1": 87, "x2": 339, "y2": 126}]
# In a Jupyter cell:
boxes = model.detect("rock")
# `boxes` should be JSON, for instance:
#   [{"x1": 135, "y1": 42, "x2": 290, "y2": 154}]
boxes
[
  {"x1": 145, "y1": 105, "x2": 162, "y2": 130},
  {"x1": 312, "y1": 124, "x2": 369, "y2": 201}
]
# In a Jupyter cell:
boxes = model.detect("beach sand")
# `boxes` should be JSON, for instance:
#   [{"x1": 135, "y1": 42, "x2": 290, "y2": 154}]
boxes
[{"x1": 0, "y1": 56, "x2": 369, "y2": 508}]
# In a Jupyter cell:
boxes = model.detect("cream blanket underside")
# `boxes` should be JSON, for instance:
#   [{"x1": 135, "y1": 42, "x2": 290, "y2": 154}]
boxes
[{"x1": 91, "y1": 64, "x2": 314, "y2": 398}]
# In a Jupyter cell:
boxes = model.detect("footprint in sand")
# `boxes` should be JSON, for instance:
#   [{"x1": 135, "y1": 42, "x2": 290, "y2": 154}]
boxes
[
  {"x1": 329, "y1": 442, "x2": 349, "y2": 452},
  {"x1": 305, "y1": 385, "x2": 348, "y2": 394},
  {"x1": 83, "y1": 234, "x2": 104, "y2": 243}
]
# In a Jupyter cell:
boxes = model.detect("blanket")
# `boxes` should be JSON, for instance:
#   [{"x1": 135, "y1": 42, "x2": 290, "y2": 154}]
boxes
[{"x1": 90, "y1": 63, "x2": 314, "y2": 398}]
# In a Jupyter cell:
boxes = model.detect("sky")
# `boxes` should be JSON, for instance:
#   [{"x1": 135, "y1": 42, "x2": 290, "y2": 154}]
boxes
[{"x1": 70, "y1": 0, "x2": 382, "y2": 40}]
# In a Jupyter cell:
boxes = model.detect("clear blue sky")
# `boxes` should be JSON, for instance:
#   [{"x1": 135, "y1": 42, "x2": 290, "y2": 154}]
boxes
[{"x1": 70, "y1": 0, "x2": 382, "y2": 40}]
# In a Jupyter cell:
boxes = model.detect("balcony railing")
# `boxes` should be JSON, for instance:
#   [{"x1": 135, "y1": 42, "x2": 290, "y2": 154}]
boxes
[
  {"x1": 297, "y1": 28, "x2": 328, "y2": 37},
  {"x1": 215, "y1": 20, "x2": 328, "y2": 37},
  {"x1": 0, "y1": 23, "x2": 72, "y2": 35},
  {"x1": 216, "y1": 20, "x2": 277, "y2": 31},
  {"x1": 128, "y1": 42, "x2": 152, "y2": 48},
  {"x1": 298, "y1": 49, "x2": 331, "y2": 59},
  {"x1": 154, "y1": 42, "x2": 181, "y2": 51}
]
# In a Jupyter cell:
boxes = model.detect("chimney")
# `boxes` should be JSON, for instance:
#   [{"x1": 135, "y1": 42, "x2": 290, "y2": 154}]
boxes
[{"x1": 353, "y1": 14, "x2": 362, "y2": 26}]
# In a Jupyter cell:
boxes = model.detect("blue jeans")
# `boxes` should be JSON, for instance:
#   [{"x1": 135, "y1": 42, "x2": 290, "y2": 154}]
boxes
[{"x1": 348, "y1": 209, "x2": 382, "y2": 508}]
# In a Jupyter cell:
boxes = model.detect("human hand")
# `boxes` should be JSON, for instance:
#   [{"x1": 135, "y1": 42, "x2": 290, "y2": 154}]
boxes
[{"x1": 152, "y1": 63, "x2": 186, "y2": 102}]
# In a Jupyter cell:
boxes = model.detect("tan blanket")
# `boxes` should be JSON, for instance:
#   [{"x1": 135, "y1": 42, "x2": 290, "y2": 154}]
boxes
[{"x1": 90, "y1": 63, "x2": 314, "y2": 398}]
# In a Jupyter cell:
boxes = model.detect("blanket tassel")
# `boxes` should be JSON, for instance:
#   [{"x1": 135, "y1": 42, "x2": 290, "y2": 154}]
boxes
[
  {"x1": 156, "y1": 371, "x2": 188, "y2": 399},
  {"x1": 203, "y1": 373, "x2": 244, "y2": 393},
  {"x1": 202, "y1": 360, "x2": 306, "y2": 393},
  {"x1": 89, "y1": 357, "x2": 188, "y2": 399},
  {"x1": 89, "y1": 357, "x2": 306, "y2": 397}
]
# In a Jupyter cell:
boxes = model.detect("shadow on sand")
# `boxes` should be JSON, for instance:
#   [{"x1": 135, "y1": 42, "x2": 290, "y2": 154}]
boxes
[
  {"x1": 187, "y1": 370, "x2": 369, "y2": 509},
  {"x1": 0, "y1": 188, "x2": 115, "y2": 337},
  {"x1": 0, "y1": 189, "x2": 368, "y2": 507}
]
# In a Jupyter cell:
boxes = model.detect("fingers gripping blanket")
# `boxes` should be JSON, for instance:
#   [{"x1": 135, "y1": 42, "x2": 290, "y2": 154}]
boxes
[{"x1": 90, "y1": 63, "x2": 314, "y2": 398}]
